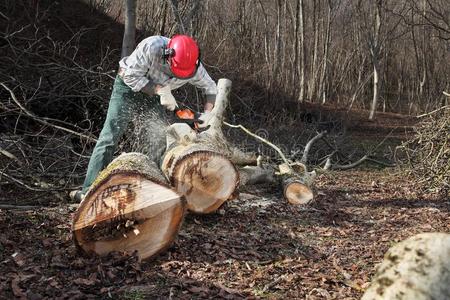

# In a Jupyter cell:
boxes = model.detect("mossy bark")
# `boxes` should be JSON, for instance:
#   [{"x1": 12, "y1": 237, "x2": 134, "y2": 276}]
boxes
[{"x1": 362, "y1": 233, "x2": 450, "y2": 300}]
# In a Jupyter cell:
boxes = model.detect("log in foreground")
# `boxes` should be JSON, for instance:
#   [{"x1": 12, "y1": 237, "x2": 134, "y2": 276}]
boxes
[
  {"x1": 72, "y1": 153, "x2": 185, "y2": 261},
  {"x1": 362, "y1": 232, "x2": 450, "y2": 300}
]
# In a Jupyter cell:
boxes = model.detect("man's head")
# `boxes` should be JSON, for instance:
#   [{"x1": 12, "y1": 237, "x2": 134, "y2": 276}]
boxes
[{"x1": 165, "y1": 35, "x2": 200, "y2": 79}]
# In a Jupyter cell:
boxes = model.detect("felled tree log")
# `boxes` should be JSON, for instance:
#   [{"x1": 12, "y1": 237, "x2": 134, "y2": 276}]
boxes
[
  {"x1": 362, "y1": 232, "x2": 450, "y2": 300},
  {"x1": 278, "y1": 162, "x2": 315, "y2": 205},
  {"x1": 161, "y1": 79, "x2": 239, "y2": 214},
  {"x1": 283, "y1": 176, "x2": 314, "y2": 205},
  {"x1": 238, "y1": 165, "x2": 276, "y2": 186},
  {"x1": 161, "y1": 142, "x2": 239, "y2": 214},
  {"x1": 72, "y1": 153, "x2": 185, "y2": 261}
]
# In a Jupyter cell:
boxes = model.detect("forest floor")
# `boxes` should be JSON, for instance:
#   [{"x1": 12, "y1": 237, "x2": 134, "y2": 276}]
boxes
[{"x1": 1, "y1": 110, "x2": 448, "y2": 299}]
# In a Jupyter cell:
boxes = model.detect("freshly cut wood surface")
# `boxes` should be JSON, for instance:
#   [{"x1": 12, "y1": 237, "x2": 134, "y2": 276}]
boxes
[
  {"x1": 161, "y1": 80, "x2": 239, "y2": 214},
  {"x1": 162, "y1": 144, "x2": 239, "y2": 214},
  {"x1": 283, "y1": 177, "x2": 314, "y2": 205},
  {"x1": 72, "y1": 153, "x2": 185, "y2": 261}
]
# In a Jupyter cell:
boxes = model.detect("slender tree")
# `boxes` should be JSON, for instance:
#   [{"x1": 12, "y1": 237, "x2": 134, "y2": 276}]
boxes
[{"x1": 121, "y1": 0, "x2": 136, "y2": 58}]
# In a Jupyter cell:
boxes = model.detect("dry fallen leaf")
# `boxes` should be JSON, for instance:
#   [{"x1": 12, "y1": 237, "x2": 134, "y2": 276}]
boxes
[
  {"x1": 11, "y1": 252, "x2": 25, "y2": 267},
  {"x1": 11, "y1": 276, "x2": 26, "y2": 298},
  {"x1": 73, "y1": 278, "x2": 96, "y2": 286}
]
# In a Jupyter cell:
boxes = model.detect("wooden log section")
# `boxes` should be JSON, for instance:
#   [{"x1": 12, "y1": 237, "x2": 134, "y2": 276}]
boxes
[
  {"x1": 238, "y1": 165, "x2": 276, "y2": 186},
  {"x1": 283, "y1": 177, "x2": 314, "y2": 205},
  {"x1": 161, "y1": 79, "x2": 240, "y2": 214},
  {"x1": 362, "y1": 232, "x2": 450, "y2": 300},
  {"x1": 279, "y1": 163, "x2": 315, "y2": 205},
  {"x1": 72, "y1": 153, "x2": 185, "y2": 261},
  {"x1": 162, "y1": 142, "x2": 239, "y2": 214}
]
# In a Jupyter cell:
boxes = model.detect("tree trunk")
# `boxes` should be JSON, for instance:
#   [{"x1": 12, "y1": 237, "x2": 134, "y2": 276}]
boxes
[
  {"x1": 238, "y1": 165, "x2": 276, "y2": 186},
  {"x1": 121, "y1": 0, "x2": 136, "y2": 58},
  {"x1": 369, "y1": 58, "x2": 380, "y2": 120},
  {"x1": 308, "y1": 0, "x2": 319, "y2": 101},
  {"x1": 72, "y1": 153, "x2": 185, "y2": 261},
  {"x1": 161, "y1": 141, "x2": 239, "y2": 214},
  {"x1": 297, "y1": 0, "x2": 306, "y2": 102},
  {"x1": 167, "y1": 0, "x2": 186, "y2": 34},
  {"x1": 320, "y1": 0, "x2": 332, "y2": 104},
  {"x1": 161, "y1": 79, "x2": 240, "y2": 214},
  {"x1": 368, "y1": 0, "x2": 382, "y2": 120},
  {"x1": 279, "y1": 161, "x2": 315, "y2": 205},
  {"x1": 362, "y1": 232, "x2": 450, "y2": 300},
  {"x1": 283, "y1": 176, "x2": 314, "y2": 205}
]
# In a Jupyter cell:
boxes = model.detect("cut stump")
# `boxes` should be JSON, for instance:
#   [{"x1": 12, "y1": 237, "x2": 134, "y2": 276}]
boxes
[{"x1": 72, "y1": 153, "x2": 185, "y2": 261}]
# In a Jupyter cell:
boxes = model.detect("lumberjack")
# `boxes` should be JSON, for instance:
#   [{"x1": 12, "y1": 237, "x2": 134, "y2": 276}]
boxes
[{"x1": 70, "y1": 35, "x2": 218, "y2": 202}]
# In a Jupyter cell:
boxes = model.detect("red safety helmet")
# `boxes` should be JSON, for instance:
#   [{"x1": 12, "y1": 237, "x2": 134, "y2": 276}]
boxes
[{"x1": 166, "y1": 35, "x2": 200, "y2": 78}]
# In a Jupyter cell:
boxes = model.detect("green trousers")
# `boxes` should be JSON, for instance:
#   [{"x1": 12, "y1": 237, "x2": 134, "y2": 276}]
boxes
[{"x1": 82, "y1": 76, "x2": 165, "y2": 193}]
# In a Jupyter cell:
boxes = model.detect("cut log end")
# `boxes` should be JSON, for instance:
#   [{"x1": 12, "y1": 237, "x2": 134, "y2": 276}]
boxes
[
  {"x1": 284, "y1": 180, "x2": 314, "y2": 205},
  {"x1": 172, "y1": 151, "x2": 239, "y2": 214},
  {"x1": 72, "y1": 153, "x2": 185, "y2": 261}
]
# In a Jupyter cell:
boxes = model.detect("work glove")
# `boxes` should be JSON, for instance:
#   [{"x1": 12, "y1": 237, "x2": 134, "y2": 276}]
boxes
[
  {"x1": 157, "y1": 85, "x2": 178, "y2": 111},
  {"x1": 198, "y1": 111, "x2": 215, "y2": 128}
]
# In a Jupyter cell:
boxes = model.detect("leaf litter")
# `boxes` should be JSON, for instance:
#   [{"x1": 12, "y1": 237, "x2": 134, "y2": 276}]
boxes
[{"x1": 1, "y1": 168, "x2": 448, "y2": 299}]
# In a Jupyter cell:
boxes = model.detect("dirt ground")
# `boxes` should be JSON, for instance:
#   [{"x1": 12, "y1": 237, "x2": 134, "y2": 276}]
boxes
[{"x1": 1, "y1": 166, "x2": 448, "y2": 299}]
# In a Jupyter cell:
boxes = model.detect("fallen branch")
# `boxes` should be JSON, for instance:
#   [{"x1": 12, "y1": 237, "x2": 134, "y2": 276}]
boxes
[
  {"x1": 301, "y1": 131, "x2": 327, "y2": 164},
  {"x1": 0, "y1": 204, "x2": 40, "y2": 210},
  {"x1": 1, "y1": 82, "x2": 97, "y2": 142},
  {"x1": 324, "y1": 155, "x2": 395, "y2": 170},
  {"x1": 0, "y1": 170, "x2": 48, "y2": 192},
  {"x1": 0, "y1": 147, "x2": 22, "y2": 165},
  {"x1": 238, "y1": 165, "x2": 276, "y2": 186},
  {"x1": 416, "y1": 105, "x2": 450, "y2": 118},
  {"x1": 223, "y1": 121, "x2": 291, "y2": 169}
]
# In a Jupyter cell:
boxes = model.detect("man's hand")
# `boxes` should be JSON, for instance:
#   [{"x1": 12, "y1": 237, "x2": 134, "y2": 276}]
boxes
[
  {"x1": 198, "y1": 111, "x2": 215, "y2": 128},
  {"x1": 156, "y1": 85, "x2": 178, "y2": 111},
  {"x1": 204, "y1": 102, "x2": 214, "y2": 112}
]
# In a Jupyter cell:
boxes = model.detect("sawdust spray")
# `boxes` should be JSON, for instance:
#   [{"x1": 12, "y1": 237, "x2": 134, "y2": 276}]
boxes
[{"x1": 129, "y1": 99, "x2": 170, "y2": 164}]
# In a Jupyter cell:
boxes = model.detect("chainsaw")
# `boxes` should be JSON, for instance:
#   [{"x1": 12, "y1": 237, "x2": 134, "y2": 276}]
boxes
[{"x1": 173, "y1": 107, "x2": 208, "y2": 132}]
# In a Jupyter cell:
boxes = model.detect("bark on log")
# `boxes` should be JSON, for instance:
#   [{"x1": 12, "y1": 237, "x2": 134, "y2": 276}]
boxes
[
  {"x1": 161, "y1": 140, "x2": 239, "y2": 214},
  {"x1": 362, "y1": 232, "x2": 450, "y2": 300},
  {"x1": 72, "y1": 153, "x2": 185, "y2": 261},
  {"x1": 161, "y1": 79, "x2": 239, "y2": 214},
  {"x1": 238, "y1": 165, "x2": 276, "y2": 186}
]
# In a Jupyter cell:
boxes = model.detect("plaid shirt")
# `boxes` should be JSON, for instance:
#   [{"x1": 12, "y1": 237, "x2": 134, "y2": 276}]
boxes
[{"x1": 119, "y1": 36, "x2": 217, "y2": 102}]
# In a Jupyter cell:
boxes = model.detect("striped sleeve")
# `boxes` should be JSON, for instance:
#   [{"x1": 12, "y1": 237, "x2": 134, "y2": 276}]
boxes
[
  {"x1": 189, "y1": 63, "x2": 217, "y2": 103},
  {"x1": 120, "y1": 37, "x2": 163, "y2": 92}
]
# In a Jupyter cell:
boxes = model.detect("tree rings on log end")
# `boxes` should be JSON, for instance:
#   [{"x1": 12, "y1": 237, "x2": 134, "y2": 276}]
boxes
[
  {"x1": 172, "y1": 151, "x2": 239, "y2": 214},
  {"x1": 72, "y1": 173, "x2": 184, "y2": 261},
  {"x1": 284, "y1": 180, "x2": 314, "y2": 205}
]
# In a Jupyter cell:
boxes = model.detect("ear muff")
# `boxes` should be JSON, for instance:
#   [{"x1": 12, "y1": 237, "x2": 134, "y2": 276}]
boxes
[{"x1": 163, "y1": 36, "x2": 202, "y2": 79}]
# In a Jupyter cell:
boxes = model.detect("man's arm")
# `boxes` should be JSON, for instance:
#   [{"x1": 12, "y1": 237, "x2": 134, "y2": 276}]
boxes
[
  {"x1": 141, "y1": 83, "x2": 163, "y2": 96},
  {"x1": 189, "y1": 63, "x2": 217, "y2": 112},
  {"x1": 120, "y1": 37, "x2": 162, "y2": 93}
]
